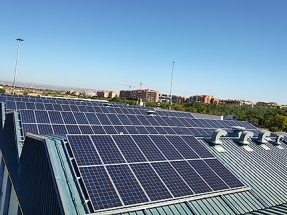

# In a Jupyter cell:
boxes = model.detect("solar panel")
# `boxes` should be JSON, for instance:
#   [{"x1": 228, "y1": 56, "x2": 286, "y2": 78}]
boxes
[
  {"x1": 52, "y1": 124, "x2": 67, "y2": 135},
  {"x1": 171, "y1": 161, "x2": 212, "y2": 194},
  {"x1": 38, "y1": 124, "x2": 53, "y2": 134},
  {"x1": 73, "y1": 112, "x2": 89, "y2": 124},
  {"x1": 61, "y1": 112, "x2": 77, "y2": 124},
  {"x1": 79, "y1": 125, "x2": 94, "y2": 134},
  {"x1": 91, "y1": 126, "x2": 106, "y2": 134},
  {"x1": 131, "y1": 135, "x2": 166, "y2": 161},
  {"x1": 67, "y1": 135, "x2": 102, "y2": 166},
  {"x1": 19, "y1": 110, "x2": 35, "y2": 124},
  {"x1": 79, "y1": 166, "x2": 122, "y2": 210},
  {"x1": 130, "y1": 163, "x2": 172, "y2": 201},
  {"x1": 111, "y1": 135, "x2": 146, "y2": 162},
  {"x1": 181, "y1": 136, "x2": 214, "y2": 158},
  {"x1": 103, "y1": 125, "x2": 117, "y2": 134},
  {"x1": 96, "y1": 113, "x2": 111, "y2": 125},
  {"x1": 151, "y1": 162, "x2": 193, "y2": 197},
  {"x1": 165, "y1": 136, "x2": 199, "y2": 159},
  {"x1": 107, "y1": 165, "x2": 149, "y2": 205},
  {"x1": 90, "y1": 135, "x2": 125, "y2": 164},
  {"x1": 204, "y1": 159, "x2": 244, "y2": 188},
  {"x1": 188, "y1": 160, "x2": 228, "y2": 191},
  {"x1": 35, "y1": 110, "x2": 50, "y2": 124},
  {"x1": 48, "y1": 111, "x2": 64, "y2": 124},
  {"x1": 22, "y1": 123, "x2": 38, "y2": 136},
  {"x1": 106, "y1": 114, "x2": 122, "y2": 125},
  {"x1": 149, "y1": 135, "x2": 183, "y2": 160},
  {"x1": 66, "y1": 125, "x2": 81, "y2": 134}
]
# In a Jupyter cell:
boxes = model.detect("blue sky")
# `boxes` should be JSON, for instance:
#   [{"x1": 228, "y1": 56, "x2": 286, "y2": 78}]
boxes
[{"x1": 1, "y1": 1, "x2": 287, "y2": 104}]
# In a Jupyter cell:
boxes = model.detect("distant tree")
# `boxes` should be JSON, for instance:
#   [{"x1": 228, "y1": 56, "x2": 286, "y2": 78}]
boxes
[
  {"x1": 265, "y1": 114, "x2": 287, "y2": 132},
  {"x1": 23, "y1": 91, "x2": 28, "y2": 96},
  {"x1": 0, "y1": 88, "x2": 5, "y2": 94}
]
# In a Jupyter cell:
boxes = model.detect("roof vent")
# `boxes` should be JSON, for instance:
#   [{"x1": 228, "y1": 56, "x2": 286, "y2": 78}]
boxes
[
  {"x1": 146, "y1": 110, "x2": 155, "y2": 115},
  {"x1": 253, "y1": 130, "x2": 271, "y2": 144},
  {"x1": 103, "y1": 103, "x2": 112, "y2": 107},
  {"x1": 205, "y1": 129, "x2": 227, "y2": 145},
  {"x1": 274, "y1": 135, "x2": 283, "y2": 145},
  {"x1": 228, "y1": 126, "x2": 246, "y2": 138},
  {"x1": 236, "y1": 130, "x2": 254, "y2": 145}
]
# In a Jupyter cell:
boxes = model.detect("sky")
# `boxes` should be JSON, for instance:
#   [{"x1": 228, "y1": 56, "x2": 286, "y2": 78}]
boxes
[{"x1": 1, "y1": 1, "x2": 287, "y2": 104}]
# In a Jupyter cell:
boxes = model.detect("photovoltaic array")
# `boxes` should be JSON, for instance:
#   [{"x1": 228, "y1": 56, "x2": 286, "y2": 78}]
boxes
[
  {"x1": 0, "y1": 94, "x2": 253, "y2": 213},
  {"x1": 67, "y1": 134, "x2": 246, "y2": 212}
]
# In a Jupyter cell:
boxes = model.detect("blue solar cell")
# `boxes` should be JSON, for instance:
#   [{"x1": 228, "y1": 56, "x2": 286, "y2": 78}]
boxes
[
  {"x1": 79, "y1": 125, "x2": 94, "y2": 134},
  {"x1": 114, "y1": 126, "x2": 128, "y2": 134},
  {"x1": 34, "y1": 103, "x2": 45, "y2": 110},
  {"x1": 22, "y1": 123, "x2": 38, "y2": 136},
  {"x1": 154, "y1": 127, "x2": 168, "y2": 134},
  {"x1": 25, "y1": 102, "x2": 36, "y2": 110},
  {"x1": 96, "y1": 113, "x2": 111, "y2": 125},
  {"x1": 16, "y1": 101, "x2": 26, "y2": 110},
  {"x1": 93, "y1": 106, "x2": 103, "y2": 113},
  {"x1": 127, "y1": 115, "x2": 142, "y2": 125},
  {"x1": 114, "y1": 107, "x2": 123, "y2": 114},
  {"x1": 61, "y1": 112, "x2": 77, "y2": 124},
  {"x1": 35, "y1": 110, "x2": 50, "y2": 123},
  {"x1": 67, "y1": 135, "x2": 102, "y2": 166},
  {"x1": 172, "y1": 127, "x2": 184, "y2": 135},
  {"x1": 91, "y1": 135, "x2": 125, "y2": 164},
  {"x1": 73, "y1": 112, "x2": 89, "y2": 124},
  {"x1": 6, "y1": 101, "x2": 16, "y2": 110},
  {"x1": 145, "y1": 116, "x2": 160, "y2": 126},
  {"x1": 188, "y1": 160, "x2": 228, "y2": 191},
  {"x1": 170, "y1": 117, "x2": 184, "y2": 127},
  {"x1": 52, "y1": 125, "x2": 67, "y2": 134},
  {"x1": 171, "y1": 161, "x2": 212, "y2": 194},
  {"x1": 106, "y1": 107, "x2": 116, "y2": 113},
  {"x1": 20, "y1": 110, "x2": 36, "y2": 123},
  {"x1": 85, "y1": 113, "x2": 100, "y2": 125},
  {"x1": 152, "y1": 162, "x2": 193, "y2": 197},
  {"x1": 193, "y1": 119, "x2": 207, "y2": 128},
  {"x1": 79, "y1": 166, "x2": 122, "y2": 210},
  {"x1": 107, "y1": 165, "x2": 149, "y2": 205},
  {"x1": 135, "y1": 126, "x2": 149, "y2": 134},
  {"x1": 127, "y1": 109, "x2": 136, "y2": 114},
  {"x1": 66, "y1": 125, "x2": 81, "y2": 134},
  {"x1": 131, "y1": 135, "x2": 166, "y2": 161},
  {"x1": 61, "y1": 104, "x2": 71, "y2": 111},
  {"x1": 70, "y1": 105, "x2": 80, "y2": 112},
  {"x1": 186, "y1": 119, "x2": 200, "y2": 127},
  {"x1": 78, "y1": 105, "x2": 88, "y2": 112},
  {"x1": 44, "y1": 103, "x2": 54, "y2": 110},
  {"x1": 103, "y1": 126, "x2": 117, "y2": 134},
  {"x1": 136, "y1": 115, "x2": 151, "y2": 126},
  {"x1": 123, "y1": 126, "x2": 139, "y2": 134},
  {"x1": 48, "y1": 111, "x2": 64, "y2": 124},
  {"x1": 181, "y1": 136, "x2": 214, "y2": 158},
  {"x1": 52, "y1": 104, "x2": 63, "y2": 111},
  {"x1": 86, "y1": 106, "x2": 95, "y2": 113},
  {"x1": 38, "y1": 124, "x2": 54, "y2": 134},
  {"x1": 131, "y1": 163, "x2": 172, "y2": 201},
  {"x1": 165, "y1": 136, "x2": 199, "y2": 159},
  {"x1": 145, "y1": 126, "x2": 158, "y2": 134},
  {"x1": 204, "y1": 159, "x2": 245, "y2": 188},
  {"x1": 91, "y1": 126, "x2": 106, "y2": 134},
  {"x1": 162, "y1": 127, "x2": 176, "y2": 135},
  {"x1": 100, "y1": 106, "x2": 109, "y2": 113},
  {"x1": 112, "y1": 135, "x2": 146, "y2": 163},
  {"x1": 120, "y1": 108, "x2": 129, "y2": 114},
  {"x1": 106, "y1": 114, "x2": 122, "y2": 125},
  {"x1": 162, "y1": 117, "x2": 177, "y2": 126},
  {"x1": 116, "y1": 114, "x2": 132, "y2": 125},
  {"x1": 149, "y1": 135, "x2": 183, "y2": 160}
]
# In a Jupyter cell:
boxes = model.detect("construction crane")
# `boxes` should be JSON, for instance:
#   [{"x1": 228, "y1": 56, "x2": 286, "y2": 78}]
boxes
[
  {"x1": 118, "y1": 84, "x2": 135, "y2": 91},
  {"x1": 124, "y1": 80, "x2": 145, "y2": 90}
]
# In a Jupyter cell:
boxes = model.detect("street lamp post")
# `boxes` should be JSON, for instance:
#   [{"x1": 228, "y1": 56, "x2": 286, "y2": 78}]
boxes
[
  {"x1": 169, "y1": 61, "x2": 174, "y2": 110},
  {"x1": 12, "y1": 38, "x2": 24, "y2": 95}
]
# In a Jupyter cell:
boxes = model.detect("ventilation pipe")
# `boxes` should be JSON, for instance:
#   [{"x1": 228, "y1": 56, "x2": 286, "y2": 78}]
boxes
[
  {"x1": 228, "y1": 126, "x2": 246, "y2": 138},
  {"x1": 253, "y1": 130, "x2": 271, "y2": 144},
  {"x1": 205, "y1": 129, "x2": 227, "y2": 145},
  {"x1": 235, "y1": 131, "x2": 254, "y2": 145}
]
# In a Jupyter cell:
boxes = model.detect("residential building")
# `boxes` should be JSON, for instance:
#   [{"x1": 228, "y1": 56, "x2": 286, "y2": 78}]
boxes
[{"x1": 97, "y1": 90, "x2": 109, "y2": 98}]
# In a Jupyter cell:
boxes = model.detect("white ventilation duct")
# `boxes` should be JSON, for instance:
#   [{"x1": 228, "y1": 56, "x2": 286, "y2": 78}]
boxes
[
  {"x1": 205, "y1": 129, "x2": 227, "y2": 145},
  {"x1": 236, "y1": 131, "x2": 254, "y2": 145},
  {"x1": 228, "y1": 126, "x2": 246, "y2": 138},
  {"x1": 274, "y1": 134, "x2": 283, "y2": 145},
  {"x1": 146, "y1": 110, "x2": 155, "y2": 116},
  {"x1": 254, "y1": 130, "x2": 271, "y2": 144}
]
